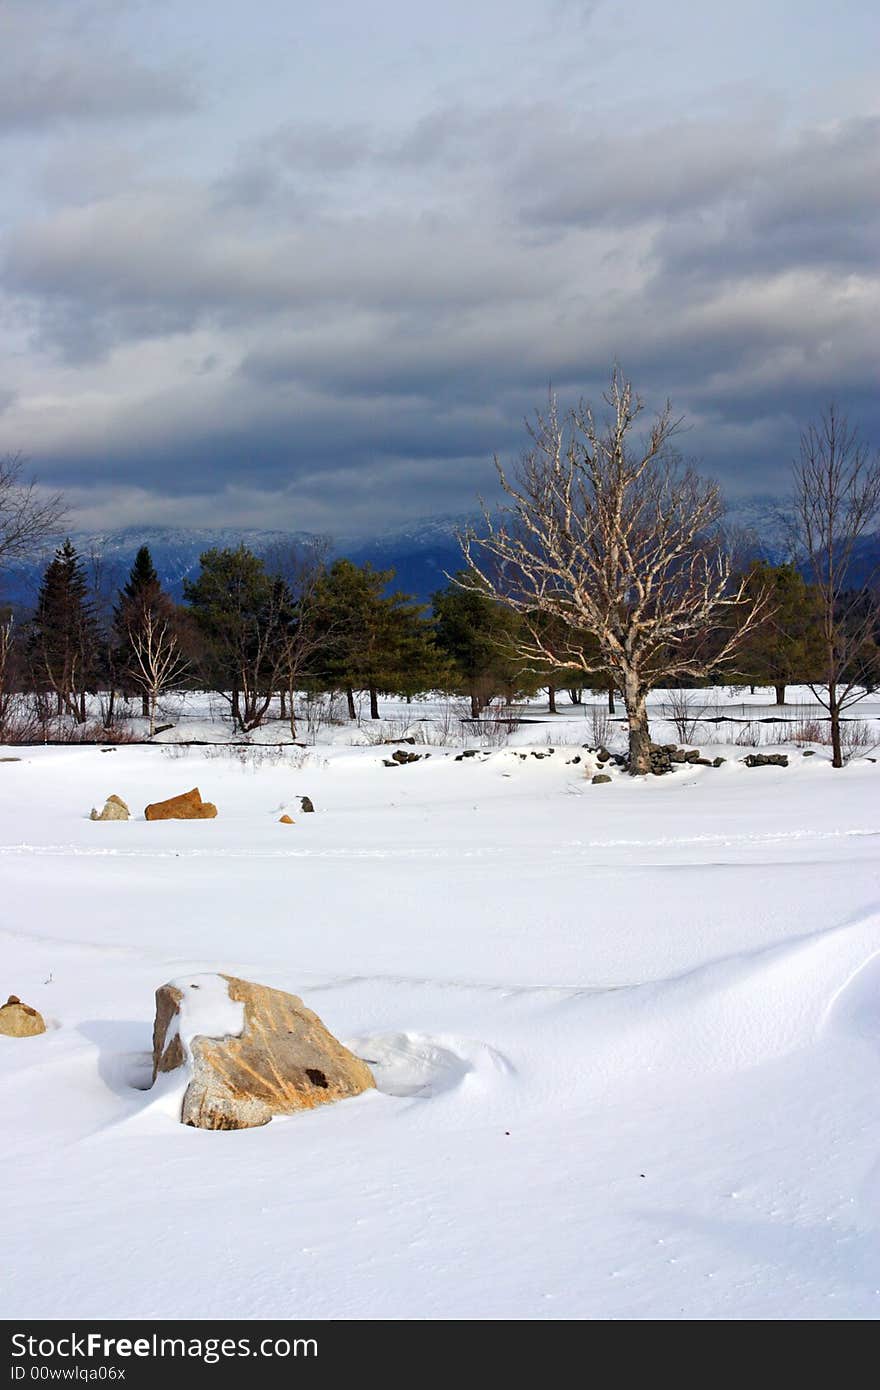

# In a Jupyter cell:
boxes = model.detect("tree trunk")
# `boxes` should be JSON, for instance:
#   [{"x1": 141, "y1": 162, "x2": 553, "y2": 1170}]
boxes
[
  {"x1": 774, "y1": 683, "x2": 786, "y2": 706},
  {"x1": 829, "y1": 686, "x2": 842, "y2": 769},
  {"x1": 141, "y1": 692, "x2": 149, "y2": 717},
  {"x1": 607, "y1": 685, "x2": 615, "y2": 714},
  {"x1": 567, "y1": 688, "x2": 582, "y2": 705},
  {"x1": 149, "y1": 692, "x2": 157, "y2": 739},
  {"x1": 548, "y1": 684, "x2": 557, "y2": 714},
  {"x1": 470, "y1": 690, "x2": 480, "y2": 719},
  {"x1": 369, "y1": 685, "x2": 379, "y2": 720},
  {"x1": 623, "y1": 671, "x2": 651, "y2": 774},
  {"x1": 107, "y1": 688, "x2": 116, "y2": 726},
  {"x1": 279, "y1": 689, "x2": 287, "y2": 720},
  {"x1": 79, "y1": 689, "x2": 87, "y2": 724},
  {"x1": 232, "y1": 688, "x2": 242, "y2": 729},
  {"x1": 749, "y1": 684, "x2": 756, "y2": 695},
  {"x1": 346, "y1": 686, "x2": 356, "y2": 720}
]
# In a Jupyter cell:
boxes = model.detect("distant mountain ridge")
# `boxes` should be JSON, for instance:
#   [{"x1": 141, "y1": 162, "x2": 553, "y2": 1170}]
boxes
[
  {"x1": 2, "y1": 514, "x2": 471, "y2": 608},
  {"x1": 4, "y1": 496, "x2": 876, "y2": 609}
]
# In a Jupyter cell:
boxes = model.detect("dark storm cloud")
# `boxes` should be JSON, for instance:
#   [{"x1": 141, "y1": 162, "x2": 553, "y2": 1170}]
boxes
[{"x1": 2, "y1": 67, "x2": 878, "y2": 530}]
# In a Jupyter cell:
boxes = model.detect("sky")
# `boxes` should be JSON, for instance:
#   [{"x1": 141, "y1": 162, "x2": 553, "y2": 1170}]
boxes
[{"x1": 1, "y1": 0, "x2": 878, "y2": 538}]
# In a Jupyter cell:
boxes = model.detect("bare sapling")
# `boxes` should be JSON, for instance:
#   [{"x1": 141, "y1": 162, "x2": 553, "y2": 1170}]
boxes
[{"x1": 125, "y1": 611, "x2": 190, "y2": 737}]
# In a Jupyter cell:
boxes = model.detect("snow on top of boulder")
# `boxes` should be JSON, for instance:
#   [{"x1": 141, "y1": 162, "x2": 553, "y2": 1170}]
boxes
[{"x1": 167, "y1": 973, "x2": 244, "y2": 1057}]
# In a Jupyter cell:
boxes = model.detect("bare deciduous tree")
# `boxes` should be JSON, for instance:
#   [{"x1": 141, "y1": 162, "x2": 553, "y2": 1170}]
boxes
[
  {"x1": 0, "y1": 453, "x2": 65, "y2": 575},
  {"x1": 461, "y1": 370, "x2": 768, "y2": 773},
  {"x1": 125, "y1": 610, "x2": 190, "y2": 737},
  {"x1": 0, "y1": 613, "x2": 15, "y2": 737},
  {"x1": 263, "y1": 538, "x2": 329, "y2": 740},
  {"x1": 792, "y1": 405, "x2": 880, "y2": 768}
]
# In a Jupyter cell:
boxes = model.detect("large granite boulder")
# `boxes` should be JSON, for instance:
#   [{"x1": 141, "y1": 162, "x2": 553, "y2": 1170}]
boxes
[
  {"x1": 90, "y1": 794, "x2": 130, "y2": 821},
  {"x1": 0, "y1": 995, "x2": 46, "y2": 1037},
  {"x1": 145, "y1": 787, "x2": 218, "y2": 821},
  {"x1": 151, "y1": 974, "x2": 375, "y2": 1130}
]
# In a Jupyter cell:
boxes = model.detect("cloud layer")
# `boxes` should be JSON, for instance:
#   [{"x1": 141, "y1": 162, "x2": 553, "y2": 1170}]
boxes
[{"x1": 1, "y1": 0, "x2": 878, "y2": 535}]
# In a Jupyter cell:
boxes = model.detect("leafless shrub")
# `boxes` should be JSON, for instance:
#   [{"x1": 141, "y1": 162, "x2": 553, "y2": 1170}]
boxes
[
  {"x1": 362, "y1": 703, "x2": 464, "y2": 749},
  {"x1": 463, "y1": 698, "x2": 525, "y2": 747},
  {"x1": 587, "y1": 704, "x2": 613, "y2": 747},
  {"x1": 202, "y1": 744, "x2": 289, "y2": 771},
  {"x1": 664, "y1": 689, "x2": 709, "y2": 743},
  {"x1": 360, "y1": 715, "x2": 417, "y2": 746},
  {"x1": 426, "y1": 699, "x2": 459, "y2": 746},
  {"x1": 839, "y1": 720, "x2": 878, "y2": 764},
  {"x1": 734, "y1": 720, "x2": 769, "y2": 748},
  {"x1": 789, "y1": 715, "x2": 826, "y2": 746},
  {"x1": 297, "y1": 692, "x2": 345, "y2": 742},
  {"x1": 160, "y1": 743, "x2": 191, "y2": 762},
  {"x1": 42, "y1": 717, "x2": 138, "y2": 745},
  {"x1": 0, "y1": 695, "x2": 42, "y2": 744}
]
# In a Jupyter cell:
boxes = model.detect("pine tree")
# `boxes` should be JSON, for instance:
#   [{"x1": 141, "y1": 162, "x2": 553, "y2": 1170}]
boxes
[
  {"x1": 432, "y1": 574, "x2": 527, "y2": 717},
  {"x1": 308, "y1": 561, "x2": 442, "y2": 718},
  {"x1": 734, "y1": 562, "x2": 824, "y2": 704},
  {"x1": 184, "y1": 546, "x2": 291, "y2": 731},
  {"x1": 30, "y1": 539, "x2": 98, "y2": 722}
]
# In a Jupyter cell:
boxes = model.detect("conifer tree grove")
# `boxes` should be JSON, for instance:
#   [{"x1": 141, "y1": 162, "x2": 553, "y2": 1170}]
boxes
[{"x1": 30, "y1": 539, "x2": 98, "y2": 722}]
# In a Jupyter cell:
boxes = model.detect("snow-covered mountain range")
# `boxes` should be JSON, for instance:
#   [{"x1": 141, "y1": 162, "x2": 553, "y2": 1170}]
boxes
[{"x1": 6, "y1": 495, "x2": 875, "y2": 608}]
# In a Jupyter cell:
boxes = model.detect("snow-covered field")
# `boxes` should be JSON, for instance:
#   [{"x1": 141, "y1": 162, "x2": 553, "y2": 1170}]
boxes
[{"x1": 2, "y1": 688, "x2": 880, "y2": 1319}]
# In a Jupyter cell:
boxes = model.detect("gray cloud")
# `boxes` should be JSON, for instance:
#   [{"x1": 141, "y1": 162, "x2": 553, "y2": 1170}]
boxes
[
  {"x1": 1, "y1": 55, "x2": 877, "y2": 535},
  {"x1": 0, "y1": 1, "x2": 196, "y2": 133}
]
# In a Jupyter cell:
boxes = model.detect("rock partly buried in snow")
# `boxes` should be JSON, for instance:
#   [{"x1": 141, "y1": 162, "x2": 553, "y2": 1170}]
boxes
[
  {"x1": 90, "y1": 794, "x2": 130, "y2": 822},
  {"x1": 743, "y1": 753, "x2": 789, "y2": 768},
  {"x1": 592, "y1": 773, "x2": 612, "y2": 784},
  {"x1": 298, "y1": 795, "x2": 315, "y2": 813},
  {"x1": 0, "y1": 995, "x2": 46, "y2": 1037},
  {"x1": 279, "y1": 814, "x2": 294, "y2": 824},
  {"x1": 151, "y1": 974, "x2": 375, "y2": 1130},
  {"x1": 144, "y1": 787, "x2": 218, "y2": 821}
]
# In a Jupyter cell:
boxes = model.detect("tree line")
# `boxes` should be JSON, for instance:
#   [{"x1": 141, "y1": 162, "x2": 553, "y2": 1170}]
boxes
[
  {"x1": 1, "y1": 533, "x2": 875, "y2": 749},
  {"x1": 1, "y1": 372, "x2": 878, "y2": 768}
]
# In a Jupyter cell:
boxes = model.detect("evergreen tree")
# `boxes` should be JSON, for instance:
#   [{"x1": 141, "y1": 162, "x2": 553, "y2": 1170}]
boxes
[
  {"x1": 310, "y1": 560, "x2": 440, "y2": 718},
  {"x1": 432, "y1": 573, "x2": 527, "y2": 717},
  {"x1": 734, "y1": 562, "x2": 824, "y2": 704},
  {"x1": 121, "y1": 545, "x2": 161, "y2": 608},
  {"x1": 29, "y1": 539, "x2": 98, "y2": 722},
  {"x1": 184, "y1": 546, "x2": 291, "y2": 731}
]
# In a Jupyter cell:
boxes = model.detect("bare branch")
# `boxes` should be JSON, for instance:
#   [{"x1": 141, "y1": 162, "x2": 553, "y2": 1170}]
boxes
[{"x1": 0, "y1": 453, "x2": 66, "y2": 573}]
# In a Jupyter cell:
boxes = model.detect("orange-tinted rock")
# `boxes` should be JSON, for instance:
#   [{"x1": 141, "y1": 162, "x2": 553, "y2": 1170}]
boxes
[
  {"x1": 279, "y1": 814, "x2": 294, "y2": 824},
  {"x1": 0, "y1": 995, "x2": 46, "y2": 1037},
  {"x1": 144, "y1": 787, "x2": 218, "y2": 821},
  {"x1": 151, "y1": 974, "x2": 375, "y2": 1130}
]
